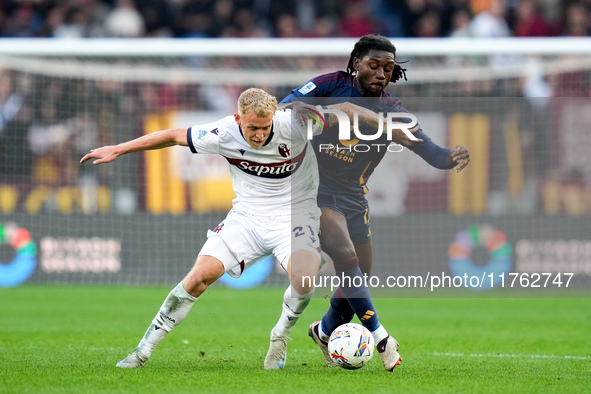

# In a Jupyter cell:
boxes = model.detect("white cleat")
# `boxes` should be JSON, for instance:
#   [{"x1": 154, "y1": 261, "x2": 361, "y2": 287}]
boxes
[
  {"x1": 308, "y1": 321, "x2": 339, "y2": 367},
  {"x1": 377, "y1": 336, "x2": 402, "y2": 372},
  {"x1": 116, "y1": 349, "x2": 148, "y2": 368},
  {"x1": 264, "y1": 331, "x2": 290, "y2": 370}
]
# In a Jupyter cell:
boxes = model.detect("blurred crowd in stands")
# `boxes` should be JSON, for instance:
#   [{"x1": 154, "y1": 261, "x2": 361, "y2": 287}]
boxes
[
  {"x1": 1, "y1": 0, "x2": 590, "y2": 216},
  {"x1": 0, "y1": 0, "x2": 589, "y2": 39}
]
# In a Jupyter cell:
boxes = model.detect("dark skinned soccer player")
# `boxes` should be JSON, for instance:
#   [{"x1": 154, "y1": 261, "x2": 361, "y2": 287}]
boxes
[{"x1": 264, "y1": 35, "x2": 470, "y2": 371}]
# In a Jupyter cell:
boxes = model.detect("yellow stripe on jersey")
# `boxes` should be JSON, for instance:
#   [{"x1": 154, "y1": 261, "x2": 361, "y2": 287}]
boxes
[{"x1": 359, "y1": 162, "x2": 371, "y2": 195}]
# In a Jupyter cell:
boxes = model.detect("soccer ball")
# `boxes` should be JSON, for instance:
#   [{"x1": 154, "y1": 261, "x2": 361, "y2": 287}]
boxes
[{"x1": 327, "y1": 323, "x2": 374, "y2": 369}]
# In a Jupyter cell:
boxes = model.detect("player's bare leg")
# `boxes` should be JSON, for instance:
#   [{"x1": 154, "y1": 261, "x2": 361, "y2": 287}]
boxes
[
  {"x1": 355, "y1": 242, "x2": 373, "y2": 276},
  {"x1": 264, "y1": 250, "x2": 319, "y2": 370},
  {"x1": 116, "y1": 255, "x2": 224, "y2": 368}
]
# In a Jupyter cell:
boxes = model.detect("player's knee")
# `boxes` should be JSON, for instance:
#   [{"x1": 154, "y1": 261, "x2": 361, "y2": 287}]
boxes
[
  {"x1": 182, "y1": 276, "x2": 210, "y2": 297},
  {"x1": 321, "y1": 235, "x2": 356, "y2": 263},
  {"x1": 183, "y1": 260, "x2": 224, "y2": 297},
  {"x1": 288, "y1": 255, "x2": 319, "y2": 294},
  {"x1": 290, "y1": 266, "x2": 317, "y2": 294},
  {"x1": 326, "y1": 245, "x2": 357, "y2": 264},
  {"x1": 292, "y1": 277, "x2": 314, "y2": 295}
]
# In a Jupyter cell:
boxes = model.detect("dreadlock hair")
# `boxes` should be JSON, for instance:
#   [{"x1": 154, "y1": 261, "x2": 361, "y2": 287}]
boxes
[{"x1": 345, "y1": 34, "x2": 407, "y2": 83}]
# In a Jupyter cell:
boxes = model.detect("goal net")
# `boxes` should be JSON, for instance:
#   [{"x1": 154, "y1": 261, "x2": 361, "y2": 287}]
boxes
[{"x1": 0, "y1": 38, "x2": 590, "y2": 293}]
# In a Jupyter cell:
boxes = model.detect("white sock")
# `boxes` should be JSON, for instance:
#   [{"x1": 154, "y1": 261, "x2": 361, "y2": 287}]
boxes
[
  {"x1": 136, "y1": 282, "x2": 198, "y2": 359},
  {"x1": 318, "y1": 321, "x2": 330, "y2": 343},
  {"x1": 370, "y1": 324, "x2": 389, "y2": 344},
  {"x1": 272, "y1": 285, "x2": 314, "y2": 337}
]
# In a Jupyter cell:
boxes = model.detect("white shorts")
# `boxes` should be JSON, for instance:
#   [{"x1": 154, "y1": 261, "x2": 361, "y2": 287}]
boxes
[{"x1": 198, "y1": 208, "x2": 321, "y2": 278}]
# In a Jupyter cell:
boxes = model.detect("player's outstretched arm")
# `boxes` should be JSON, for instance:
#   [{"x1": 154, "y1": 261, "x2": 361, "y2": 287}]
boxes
[
  {"x1": 80, "y1": 128, "x2": 188, "y2": 165},
  {"x1": 324, "y1": 102, "x2": 423, "y2": 148},
  {"x1": 447, "y1": 145, "x2": 470, "y2": 173}
]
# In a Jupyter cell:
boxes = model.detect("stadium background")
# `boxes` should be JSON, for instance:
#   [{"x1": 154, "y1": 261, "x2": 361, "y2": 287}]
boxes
[{"x1": 0, "y1": 0, "x2": 590, "y2": 293}]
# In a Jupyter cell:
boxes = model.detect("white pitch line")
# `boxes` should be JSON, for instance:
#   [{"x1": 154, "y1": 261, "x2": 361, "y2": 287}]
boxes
[{"x1": 431, "y1": 351, "x2": 589, "y2": 360}]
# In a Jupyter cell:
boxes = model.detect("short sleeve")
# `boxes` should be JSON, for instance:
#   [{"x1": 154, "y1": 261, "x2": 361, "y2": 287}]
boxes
[
  {"x1": 281, "y1": 80, "x2": 320, "y2": 104},
  {"x1": 280, "y1": 72, "x2": 344, "y2": 104},
  {"x1": 187, "y1": 120, "x2": 221, "y2": 155}
]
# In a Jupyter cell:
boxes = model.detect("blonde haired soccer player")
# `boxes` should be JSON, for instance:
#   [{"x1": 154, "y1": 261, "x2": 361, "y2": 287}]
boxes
[{"x1": 81, "y1": 88, "x2": 324, "y2": 369}]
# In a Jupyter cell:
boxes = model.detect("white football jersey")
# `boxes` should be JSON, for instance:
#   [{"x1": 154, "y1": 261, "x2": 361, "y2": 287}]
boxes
[{"x1": 187, "y1": 109, "x2": 321, "y2": 216}]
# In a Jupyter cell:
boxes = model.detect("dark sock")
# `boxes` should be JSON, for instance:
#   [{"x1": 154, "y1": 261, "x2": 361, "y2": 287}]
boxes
[
  {"x1": 326, "y1": 258, "x2": 381, "y2": 333},
  {"x1": 320, "y1": 287, "x2": 355, "y2": 337}
]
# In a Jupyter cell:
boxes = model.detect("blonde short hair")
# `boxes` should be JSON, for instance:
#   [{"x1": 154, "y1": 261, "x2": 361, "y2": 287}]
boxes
[{"x1": 238, "y1": 88, "x2": 277, "y2": 117}]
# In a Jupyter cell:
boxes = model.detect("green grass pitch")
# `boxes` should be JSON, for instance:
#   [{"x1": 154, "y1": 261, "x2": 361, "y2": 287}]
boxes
[{"x1": 1, "y1": 285, "x2": 590, "y2": 393}]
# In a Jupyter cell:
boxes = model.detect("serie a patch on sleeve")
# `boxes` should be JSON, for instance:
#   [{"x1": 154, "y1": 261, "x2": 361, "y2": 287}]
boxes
[{"x1": 298, "y1": 81, "x2": 317, "y2": 95}]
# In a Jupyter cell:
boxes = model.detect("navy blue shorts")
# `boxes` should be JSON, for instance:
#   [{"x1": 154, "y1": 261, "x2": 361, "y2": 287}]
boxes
[{"x1": 317, "y1": 185, "x2": 371, "y2": 244}]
